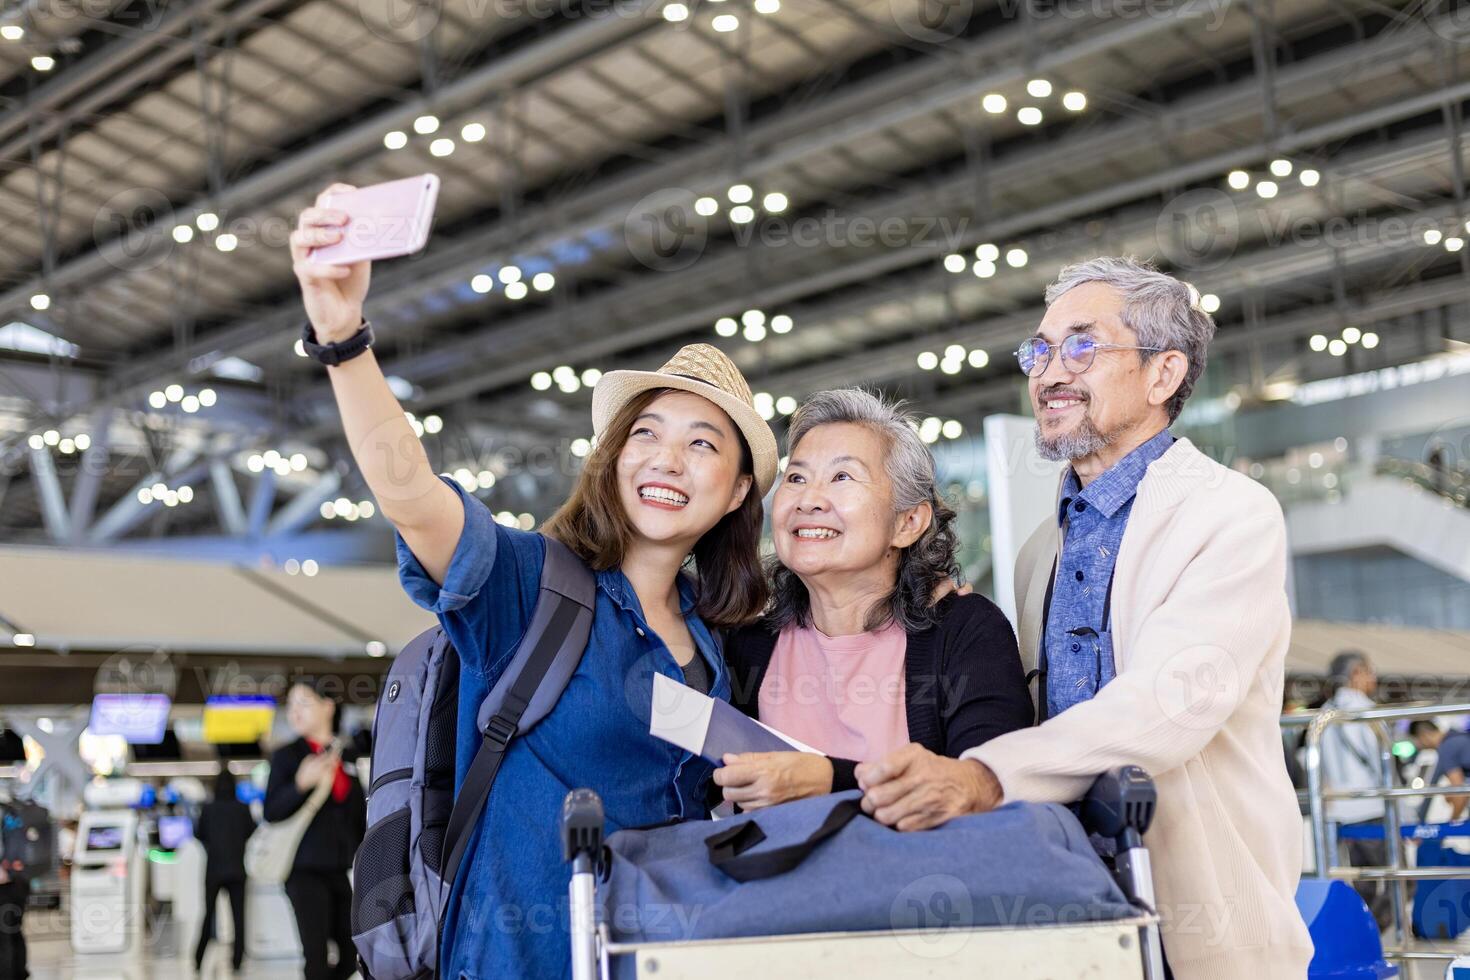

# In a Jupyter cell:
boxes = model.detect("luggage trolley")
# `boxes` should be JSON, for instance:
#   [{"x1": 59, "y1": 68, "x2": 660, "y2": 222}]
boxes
[{"x1": 562, "y1": 767, "x2": 1167, "y2": 980}]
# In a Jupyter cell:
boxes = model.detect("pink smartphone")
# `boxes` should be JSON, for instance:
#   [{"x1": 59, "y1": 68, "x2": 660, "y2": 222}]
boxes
[{"x1": 309, "y1": 173, "x2": 440, "y2": 265}]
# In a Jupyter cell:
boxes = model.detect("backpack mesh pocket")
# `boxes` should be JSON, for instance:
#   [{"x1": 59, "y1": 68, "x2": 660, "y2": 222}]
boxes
[{"x1": 352, "y1": 807, "x2": 415, "y2": 934}]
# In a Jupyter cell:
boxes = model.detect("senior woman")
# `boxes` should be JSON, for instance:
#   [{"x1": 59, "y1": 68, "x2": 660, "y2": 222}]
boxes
[{"x1": 716, "y1": 388, "x2": 1033, "y2": 808}]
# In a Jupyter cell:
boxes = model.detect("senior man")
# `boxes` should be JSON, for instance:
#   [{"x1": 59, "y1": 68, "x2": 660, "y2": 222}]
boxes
[{"x1": 857, "y1": 257, "x2": 1313, "y2": 979}]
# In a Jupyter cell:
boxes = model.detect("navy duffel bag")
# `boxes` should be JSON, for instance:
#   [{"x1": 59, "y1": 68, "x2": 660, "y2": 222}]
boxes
[{"x1": 599, "y1": 789, "x2": 1136, "y2": 946}]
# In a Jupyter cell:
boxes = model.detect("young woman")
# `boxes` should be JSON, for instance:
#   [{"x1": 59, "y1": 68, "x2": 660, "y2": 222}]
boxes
[
  {"x1": 263, "y1": 681, "x2": 366, "y2": 980},
  {"x1": 291, "y1": 185, "x2": 776, "y2": 979}
]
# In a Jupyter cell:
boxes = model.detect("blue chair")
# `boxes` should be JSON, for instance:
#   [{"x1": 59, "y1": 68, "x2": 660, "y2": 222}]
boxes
[{"x1": 1296, "y1": 878, "x2": 1397, "y2": 979}]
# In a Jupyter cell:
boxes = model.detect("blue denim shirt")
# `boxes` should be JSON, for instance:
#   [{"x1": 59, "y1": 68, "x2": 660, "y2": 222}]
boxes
[
  {"x1": 1044, "y1": 429, "x2": 1174, "y2": 719},
  {"x1": 396, "y1": 478, "x2": 728, "y2": 980}
]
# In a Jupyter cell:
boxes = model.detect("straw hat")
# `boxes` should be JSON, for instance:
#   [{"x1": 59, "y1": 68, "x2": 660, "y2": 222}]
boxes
[{"x1": 591, "y1": 344, "x2": 778, "y2": 494}]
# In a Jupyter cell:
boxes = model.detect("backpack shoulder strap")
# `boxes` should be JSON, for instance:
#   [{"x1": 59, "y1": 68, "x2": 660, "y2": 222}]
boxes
[{"x1": 440, "y1": 536, "x2": 595, "y2": 884}]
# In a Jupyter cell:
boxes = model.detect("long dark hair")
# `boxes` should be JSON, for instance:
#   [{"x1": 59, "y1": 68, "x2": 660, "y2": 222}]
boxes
[{"x1": 541, "y1": 387, "x2": 768, "y2": 628}]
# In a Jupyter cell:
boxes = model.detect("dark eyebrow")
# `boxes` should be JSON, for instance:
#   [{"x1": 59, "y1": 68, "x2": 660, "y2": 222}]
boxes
[
  {"x1": 1032, "y1": 320, "x2": 1096, "y2": 341},
  {"x1": 690, "y1": 420, "x2": 727, "y2": 438},
  {"x1": 634, "y1": 412, "x2": 662, "y2": 425}
]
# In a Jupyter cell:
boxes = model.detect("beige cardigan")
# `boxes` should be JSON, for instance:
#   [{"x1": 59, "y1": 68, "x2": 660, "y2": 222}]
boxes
[{"x1": 964, "y1": 438, "x2": 1314, "y2": 979}]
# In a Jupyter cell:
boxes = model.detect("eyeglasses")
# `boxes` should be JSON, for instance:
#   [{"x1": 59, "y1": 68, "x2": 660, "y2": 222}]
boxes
[{"x1": 1014, "y1": 334, "x2": 1164, "y2": 378}]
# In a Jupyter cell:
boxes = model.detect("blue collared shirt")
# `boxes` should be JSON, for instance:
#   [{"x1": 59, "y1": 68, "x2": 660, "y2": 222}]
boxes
[
  {"x1": 1044, "y1": 429, "x2": 1174, "y2": 719},
  {"x1": 396, "y1": 477, "x2": 727, "y2": 979}
]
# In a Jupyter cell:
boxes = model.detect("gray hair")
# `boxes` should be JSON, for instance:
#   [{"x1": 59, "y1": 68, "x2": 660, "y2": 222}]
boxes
[
  {"x1": 766, "y1": 388, "x2": 959, "y2": 633},
  {"x1": 1044, "y1": 256, "x2": 1216, "y2": 423}
]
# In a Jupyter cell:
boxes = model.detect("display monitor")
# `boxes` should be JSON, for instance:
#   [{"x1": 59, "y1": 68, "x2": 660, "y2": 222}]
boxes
[
  {"x1": 202, "y1": 695, "x2": 276, "y2": 743},
  {"x1": 85, "y1": 825, "x2": 125, "y2": 852},
  {"x1": 157, "y1": 815, "x2": 192, "y2": 850},
  {"x1": 89, "y1": 694, "x2": 171, "y2": 744}
]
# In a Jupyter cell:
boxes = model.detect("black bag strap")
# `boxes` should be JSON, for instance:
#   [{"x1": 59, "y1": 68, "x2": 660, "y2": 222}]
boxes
[
  {"x1": 705, "y1": 797, "x2": 865, "y2": 883},
  {"x1": 440, "y1": 537, "x2": 595, "y2": 885}
]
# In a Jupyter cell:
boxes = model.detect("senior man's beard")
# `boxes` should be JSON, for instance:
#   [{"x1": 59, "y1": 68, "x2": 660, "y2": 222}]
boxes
[{"x1": 1033, "y1": 395, "x2": 1122, "y2": 461}]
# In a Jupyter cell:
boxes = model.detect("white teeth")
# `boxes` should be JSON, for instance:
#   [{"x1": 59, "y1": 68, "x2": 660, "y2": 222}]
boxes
[
  {"x1": 795, "y1": 528, "x2": 839, "y2": 539},
  {"x1": 1046, "y1": 399, "x2": 1077, "y2": 410},
  {"x1": 639, "y1": 487, "x2": 688, "y2": 506}
]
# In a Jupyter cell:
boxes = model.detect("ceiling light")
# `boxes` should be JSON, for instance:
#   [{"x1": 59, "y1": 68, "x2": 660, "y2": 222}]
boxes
[
  {"x1": 944, "y1": 253, "x2": 966, "y2": 273},
  {"x1": 172, "y1": 225, "x2": 194, "y2": 243},
  {"x1": 715, "y1": 317, "x2": 738, "y2": 337},
  {"x1": 139, "y1": 488, "x2": 156, "y2": 505},
  {"x1": 531, "y1": 371, "x2": 552, "y2": 390},
  {"x1": 423, "y1": 415, "x2": 443, "y2": 434},
  {"x1": 975, "y1": 243, "x2": 999, "y2": 262},
  {"x1": 742, "y1": 309, "x2": 765, "y2": 327},
  {"x1": 215, "y1": 233, "x2": 238, "y2": 252},
  {"x1": 917, "y1": 351, "x2": 938, "y2": 370},
  {"x1": 770, "y1": 314, "x2": 793, "y2": 334},
  {"x1": 178, "y1": 485, "x2": 194, "y2": 503},
  {"x1": 148, "y1": 391, "x2": 167, "y2": 409},
  {"x1": 42, "y1": 429, "x2": 59, "y2": 446},
  {"x1": 762, "y1": 192, "x2": 788, "y2": 213},
  {"x1": 1299, "y1": 169, "x2": 1320, "y2": 187},
  {"x1": 74, "y1": 433, "x2": 91, "y2": 450},
  {"x1": 1200, "y1": 293, "x2": 1220, "y2": 314},
  {"x1": 1255, "y1": 180, "x2": 1278, "y2": 199},
  {"x1": 743, "y1": 322, "x2": 767, "y2": 342},
  {"x1": 581, "y1": 368, "x2": 602, "y2": 386},
  {"x1": 27, "y1": 434, "x2": 42, "y2": 450},
  {"x1": 945, "y1": 343, "x2": 965, "y2": 359},
  {"x1": 471, "y1": 274, "x2": 494, "y2": 293},
  {"x1": 776, "y1": 396, "x2": 797, "y2": 415},
  {"x1": 1017, "y1": 106, "x2": 1043, "y2": 126},
  {"x1": 1269, "y1": 159, "x2": 1293, "y2": 177},
  {"x1": 1424, "y1": 228, "x2": 1443, "y2": 246},
  {"x1": 1446, "y1": 236, "x2": 1465, "y2": 253},
  {"x1": 1342, "y1": 326, "x2": 1361, "y2": 344},
  {"x1": 30, "y1": 293, "x2": 50, "y2": 311},
  {"x1": 1026, "y1": 78, "x2": 1052, "y2": 98},
  {"x1": 196, "y1": 212, "x2": 219, "y2": 232},
  {"x1": 663, "y1": 1, "x2": 689, "y2": 19},
  {"x1": 181, "y1": 395, "x2": 200, "y2": 413},
  {"x1": 712, "y1": 12, "x2": 739, "y2": 30},
  {"x1": 294, "y1": 338, "x2": 307, "y2": 357},
  {"x1": 1309, "y1": 334, "x2": 1327, "y2": 352},
  {"x1": 695, "y1": 196, "x2": 718, "y2": 216},
  {"x1": 532, "y1": 272, "x2": 555, "y2": 291},
  {"x1": 982, "y1": 93, "x2": 1007, "y2": 114},
  {"x1": 754, "y1": 0, "x2": 779, "y2": 12},
  {"x1": 942, "y1": 420, "x2": 963, "y2": 439},
  {"x1": 571, "y1": 438, "x2": 592, "y2": 457},
  {"x1": 505, "y1": 281, "x2": 528, "y2": 300},
  {"x1": 973, "y1": 259, "x2": 996, "y2": 278},
  {"x1": 727, "y1": 184, "x2": 753, "y2": 204},
  {"x1": 729, "y1": 205, "x2": 755, "y2": 223},
  {"x1": 1005, "y1": 247, "x2": 1028, "y2": 268},
  {"x1": 1, "y1": 25, "x2": 24, "y2": 40},
  {"x1": 413, "y1": 114, "x2": 439, "y2": 134},
  {"x1": 968, "y1": 349, "x2": 989, "y2": 368},
  {"x1": 30, "y1": 55, "x2": 53, "y2": 71},
  {"x1": 940, "y1": 360, "x2": 961, "y2": 375},
  {"x1": 1328, "y1": 339, "x2": 1347, "y2": 356},
  {"x1": 383, "y1": 130, "x2": 408, "y2": 150},
  {"x1": 1061, "y1": 91, "x2": 1086, "y2": 111},
  {"x1": 557, "y1": 374, "x2": 581, "y2": 393},
  {"x1": 498, "y1": 265, "x2": 522, "y2": 284},
  {"x1": 1226, "y1": 170, "x2": 1250, "y2": 191},
  {"x1": 1361, "y1": 332, "x2": 1379, "y2": 349},
  {"x1": 429, "y1": 138, "x2": 454, "y2": 157},
  {"x1": 461, "y1": 123, "x2": 487, "y2": 142},
  {"x1": 165, "y1": 384, "x2": 184, "y2": 402}
]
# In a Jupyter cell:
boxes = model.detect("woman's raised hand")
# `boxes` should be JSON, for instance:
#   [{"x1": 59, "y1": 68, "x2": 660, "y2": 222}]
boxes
[{"x1": 291, "y1": 183, "x2": 371, "y2": 343}]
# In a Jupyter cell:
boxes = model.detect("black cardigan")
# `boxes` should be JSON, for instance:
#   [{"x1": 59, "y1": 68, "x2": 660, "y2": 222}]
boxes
[
  {"x1": 724, "y1": 593, "x2": 1034, "y2": 792},
  {"x1": 263, "y1": 738, "x2": 367, "y2": 874}
]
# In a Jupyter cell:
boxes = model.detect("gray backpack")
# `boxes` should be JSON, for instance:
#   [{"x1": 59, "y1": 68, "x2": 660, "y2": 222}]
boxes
[{"x1": 351, "y1": 536, "x2": 595, "y2": 980}]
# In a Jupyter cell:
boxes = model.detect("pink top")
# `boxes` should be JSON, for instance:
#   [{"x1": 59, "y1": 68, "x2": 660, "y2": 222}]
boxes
[{"x1": 757, "y1": 622, "x2": 910, "y2": 762}]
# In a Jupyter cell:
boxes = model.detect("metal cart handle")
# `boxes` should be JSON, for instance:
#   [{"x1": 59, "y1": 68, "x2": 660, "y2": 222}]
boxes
[{"x1": 1082, "y1": 766, "x2": 1166, "y2": 980}]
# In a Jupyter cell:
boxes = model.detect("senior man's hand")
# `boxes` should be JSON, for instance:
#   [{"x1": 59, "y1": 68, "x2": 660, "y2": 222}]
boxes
[{"x1": 855, "y1": 743, "x2": 1003, "y2": 831}]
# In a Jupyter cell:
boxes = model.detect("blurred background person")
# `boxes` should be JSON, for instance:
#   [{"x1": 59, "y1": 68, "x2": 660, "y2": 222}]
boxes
[
  {"x1": 1319, "y1": 650, "x2": 1392, "y2": 929},
  {"x1": 193, "y1": 769, "x2": 256, "y2": 974},
  {"x1": 264, "y1": 681, "x2": 366, "y2": 980}
]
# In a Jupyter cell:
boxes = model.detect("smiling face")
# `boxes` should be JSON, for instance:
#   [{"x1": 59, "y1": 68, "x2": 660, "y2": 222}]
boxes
[
  {"x1": 772, "y1": 422, "x2": 929, "y2": 587},
  {"x1": 1030, "y1": 281, "x2": 1175, "y2": 462},
  {"x1": 614, "y1": 389, "x2": 752, "y2": 550}
]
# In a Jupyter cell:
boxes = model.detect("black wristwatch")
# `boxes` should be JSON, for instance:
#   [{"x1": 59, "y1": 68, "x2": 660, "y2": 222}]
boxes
[{"x1": 302, "y1": 320, "x2": 375, "y2": 366}]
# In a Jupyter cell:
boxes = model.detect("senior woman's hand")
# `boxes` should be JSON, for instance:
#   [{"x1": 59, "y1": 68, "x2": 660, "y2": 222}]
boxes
[
  {"x1": 855, "y1": 743, "x2": 1003, "y2": 831},
  {"x1": 715, "y1": 752, "x2": 835, "y2": 809}
]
